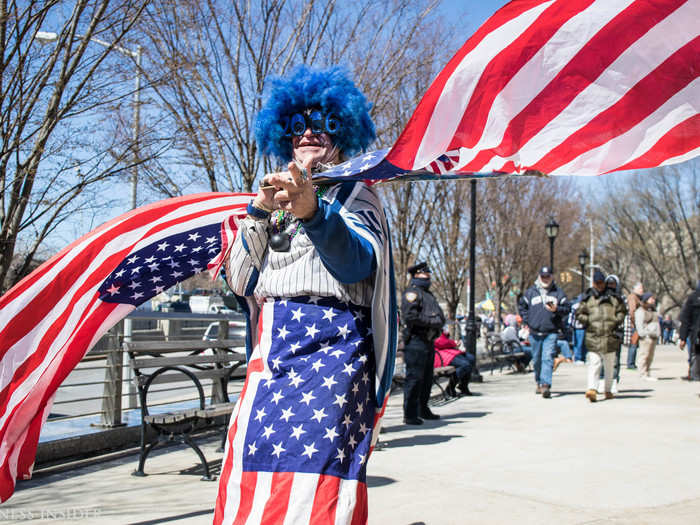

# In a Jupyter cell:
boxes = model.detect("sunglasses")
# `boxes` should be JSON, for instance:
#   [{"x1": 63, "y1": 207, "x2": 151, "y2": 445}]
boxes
[{"x1": 282, "y1": 109, "x2": 341, "y2": 137}]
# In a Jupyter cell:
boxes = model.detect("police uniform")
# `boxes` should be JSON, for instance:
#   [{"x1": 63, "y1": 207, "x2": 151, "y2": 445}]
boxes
[{"x1": 401, "y1": 262, "x2": 445, "y2": 424}]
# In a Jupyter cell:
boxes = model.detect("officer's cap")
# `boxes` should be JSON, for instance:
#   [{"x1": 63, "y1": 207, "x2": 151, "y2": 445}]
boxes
[
  {"x1": 539, "y1": 266, "x2": 552, "y2": 276},
  {"x1": 407, "y1": 261, "x2": 431, "y2": 275}
]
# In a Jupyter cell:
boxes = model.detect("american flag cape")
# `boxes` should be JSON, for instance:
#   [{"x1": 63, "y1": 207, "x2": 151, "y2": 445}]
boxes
[
  {"x1": 317, "y1": 0, "x2": 699, "y2": 183},
  {"x1": 1, "y1": 0, "x2": 698, "y2": 510},
  {"x1": 0, "y1": 192, "x2": 252, "y2": 502},
  {"x1": 213, "y1": 182, "x2": 396, "y2": 525}
]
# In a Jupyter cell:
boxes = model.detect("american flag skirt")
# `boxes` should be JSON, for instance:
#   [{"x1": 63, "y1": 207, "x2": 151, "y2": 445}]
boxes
[{"x1": 214, "y1": 296, "x2": 377, "y2": 525}]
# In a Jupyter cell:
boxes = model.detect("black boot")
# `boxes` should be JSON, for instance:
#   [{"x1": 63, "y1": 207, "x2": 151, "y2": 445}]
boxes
[
  {"x1": 445, "y1": 375, "x2": 458, "y2": 397},
  {"x1": 458, "y1": 378, "x2": 472, "y2": 396}
]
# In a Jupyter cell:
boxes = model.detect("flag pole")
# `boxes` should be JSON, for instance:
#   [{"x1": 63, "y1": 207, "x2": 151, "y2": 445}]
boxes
[{"x1": 466, "y1": 179, "x2": 482, "y2": 382}]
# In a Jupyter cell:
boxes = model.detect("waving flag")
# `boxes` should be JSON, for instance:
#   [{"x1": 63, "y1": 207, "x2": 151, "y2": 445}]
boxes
[
  {"x1": 318, "y1": 0, "x2": 699, "y2": 182},
  {"x1": 0, "y1": 193, "x2": 251, "y2": 502},
  {"x1": 2, "y1": 0, "x2": 699, "y2": 506}
]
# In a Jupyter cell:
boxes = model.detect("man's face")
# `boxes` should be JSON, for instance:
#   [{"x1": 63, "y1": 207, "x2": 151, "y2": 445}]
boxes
[
  {"x1": 594, "y1": 280, "x2": 606, "y2": 292},
  {"x1": 415, "y1": 271, "x2": 431, "y2": 280},
  {"x1": 292, "y1": 128, "x2": 339, "y2": 168},
  {"x1": 540, "y1": 273, "x2": 552, "y2": 285}
]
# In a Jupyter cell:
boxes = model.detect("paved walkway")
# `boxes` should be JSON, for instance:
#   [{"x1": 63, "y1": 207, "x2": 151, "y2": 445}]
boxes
[{"x1": 5, "y1": 344, "x2": 700, "y2": 524}]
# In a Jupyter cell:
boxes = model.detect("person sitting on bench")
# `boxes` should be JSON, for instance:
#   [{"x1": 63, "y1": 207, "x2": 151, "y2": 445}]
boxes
[{"x1": 434, "y1": 330, "x2": 475, "y2": 396}]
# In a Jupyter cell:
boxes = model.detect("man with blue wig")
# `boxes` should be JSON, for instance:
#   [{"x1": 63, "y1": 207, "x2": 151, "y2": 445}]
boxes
[{"x1": 214, "y1": 65, "x2": 396, "y2": 525}]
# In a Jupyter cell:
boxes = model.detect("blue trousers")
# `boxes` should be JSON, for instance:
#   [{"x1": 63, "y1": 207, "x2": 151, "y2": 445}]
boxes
[
  {"x1": 573, "y1": 328, "x2": 587, "y2": 361},
  {"x1": 529, "y1": 333, "x2": 557, "y2": 387},
  {"x1": 626, "y1": 338, "x2": 638, "y2": 368}
]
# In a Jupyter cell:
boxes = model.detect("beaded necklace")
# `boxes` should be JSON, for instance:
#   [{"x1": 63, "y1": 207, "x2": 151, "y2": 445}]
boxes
[{"x1": 269, "y1": 185, "x2": 329, "y2": 252}]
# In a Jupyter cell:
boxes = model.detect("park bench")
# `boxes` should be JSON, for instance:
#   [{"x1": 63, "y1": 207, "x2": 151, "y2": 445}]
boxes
[
  {"x1": 125, "y1": 337, "x2": 246, "y2": 480},
  {"x1": 390, "y1": 350, "x2": 457, "y2": 402},
  {"x1": 485, "y1": 331, "x2": 528, "y2": 374}
]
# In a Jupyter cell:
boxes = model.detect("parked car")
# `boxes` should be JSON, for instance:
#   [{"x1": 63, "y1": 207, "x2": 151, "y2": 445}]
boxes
[
  {"x1": 156, "y1": 300, "x2": 191, "y2": 312},
  {"x1": 202, "y1": 319, "x2": 247, "y2": 342}
]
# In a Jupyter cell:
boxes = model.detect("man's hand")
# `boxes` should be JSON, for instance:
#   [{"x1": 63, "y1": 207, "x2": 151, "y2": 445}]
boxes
[
  {"x1": 680, "y1": 340, "x2": 686, "y2": 350},
  {"x1": 545, "y1": 302, "x2": 557, "y2": 313},
  {"x1": 265, "y1": 158, "x2": 317, "y2": 220}
]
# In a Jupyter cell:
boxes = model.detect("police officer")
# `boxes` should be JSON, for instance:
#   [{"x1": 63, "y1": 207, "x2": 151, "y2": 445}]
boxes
[{"x1": 401, "y1": 262, "x2": 446, "y2": 425}]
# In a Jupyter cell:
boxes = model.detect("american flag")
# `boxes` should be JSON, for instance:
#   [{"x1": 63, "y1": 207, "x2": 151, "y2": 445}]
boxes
[
  {"x1": 0, "y1": 192, "x2": 251, "y2": 502},
  {"x1": 215, "y1": 297, "x2": 376, "y2": 525},
  {"x1": 318, "y1": 0, "x2": 699, "y2": 183}
]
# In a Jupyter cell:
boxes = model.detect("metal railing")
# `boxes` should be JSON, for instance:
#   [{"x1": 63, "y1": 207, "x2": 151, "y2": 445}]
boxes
[{"x1": 47, "y1": 311, "x2": 246, "y2": 432}]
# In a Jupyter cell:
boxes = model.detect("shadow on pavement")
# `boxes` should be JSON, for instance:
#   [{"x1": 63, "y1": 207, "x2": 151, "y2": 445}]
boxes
[
  {"x1": 380, "y1": 411, "x2": 490, "y2": 434},
  {"x1": 381, "y1": 434, "x2": 462, "y2": 448},
  {"x1": 128, "y1": 508, "x2": 213, "y2": 525},
  {"x1": 367, "y1": 475, "x2": 396, "y2": 488},
  {"x1": 179, "y1": 459, "x2": 222, "y2": 477}
]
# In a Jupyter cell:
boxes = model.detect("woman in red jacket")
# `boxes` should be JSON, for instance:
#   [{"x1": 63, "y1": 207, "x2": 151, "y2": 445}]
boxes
[{"x1": 434, "y1": 331, "x2": 476, "y2": 396}]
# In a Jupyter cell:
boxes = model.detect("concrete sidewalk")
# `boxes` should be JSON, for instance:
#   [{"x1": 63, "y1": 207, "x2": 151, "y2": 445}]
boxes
[{"x1": 5, "y1": 344, "x2": 700, "y2": 524}]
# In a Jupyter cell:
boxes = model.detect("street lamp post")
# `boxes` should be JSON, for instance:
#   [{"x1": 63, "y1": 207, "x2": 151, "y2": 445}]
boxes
[
  {"x1": 545, "y1": 217, "x2": 559, "y2": 271},
  {"x1": 36, "y1": 31, "x2": 142, "y2": 417},
  {"x1": 578, "y1": 249, "x2": 588, "y2": 294},
  {"x1": 36, "y1": 32, "x2": 142, "y2": 209}
]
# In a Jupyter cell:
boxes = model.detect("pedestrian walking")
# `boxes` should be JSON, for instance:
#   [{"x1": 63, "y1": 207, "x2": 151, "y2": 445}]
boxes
[
  {"x1": 215, "y1": 65, "x2": 394, "y2": 524},
  {"x1": 401, "y1": 262, "x2": 445, "y2": 424},
  {"x1": 626, "y1": 282, "x2": 644, "y2": 369},
  {"x1": 636, "y1": 292, "x2": 660, "y2": 380},
  {"x1": 518, "y1": 266, "x2": 570, "y2": 398},
  {"x1": 597, "y1": 274, "x2": 626, "y2": 394},
  {"x1": 577, "y1": 271, "x2": 627, "y2": 402},
  {"x1": 679, "y1": 281, "x2": 700, "y2": 381}
]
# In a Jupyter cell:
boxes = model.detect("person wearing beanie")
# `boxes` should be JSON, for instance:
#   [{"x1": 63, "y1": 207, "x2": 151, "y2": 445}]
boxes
[
  {"x1": 216, "y1": 65, "x2": 394, "y2": 524},
  {"x1": 635, "y1": 292, "x2": 660, "y2": 380},
  {"x1": 679, "y1": 281, "x2": 700, "y2": 380},
  {"x1": 576, "y1": 271, "x2": 626, "y2": 401},
  {"x1": 597, "y1": 274, "x2": 626, "y2": 394},
  {"x1": 518, "y1": 266, "x2": 570, "y2": 399}
]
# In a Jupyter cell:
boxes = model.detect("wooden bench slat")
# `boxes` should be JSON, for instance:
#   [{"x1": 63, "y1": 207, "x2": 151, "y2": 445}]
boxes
[
  {"x1": 194, "y1": 403, "x2": 237, "y2": 418},
  {"x1": 135, "y1": 367, "x2": 247, "y2": 386},
  {"x1": 132, "y1": 353, "x2": 246, "y2": 368},
  {"x1": 125, "y1": 339, "x2": 243, "y2": 352},
  {"x1": 144, "y1": 408, "x2": 200, "y2": 424}
]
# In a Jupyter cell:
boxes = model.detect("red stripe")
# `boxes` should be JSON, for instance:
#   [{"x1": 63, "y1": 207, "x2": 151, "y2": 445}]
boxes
[
  {"x1": 260, "y1": 472, "x2": 294, "y2": 525},
  {"x1": 612, "y1": 114, "x2": 700, "y2": 173},
  {"x1": 462, "y1": 0, "x2": 686, "y2": 172},
  {"x1": 0, "y1": 200, "x2": 247, "y2": 364},
  {"x1": 386, "y1": 0, "x2": 551, "y2": 169},
  {"x1": 232, "y1": 471, "x2": 258, "y2": 525},
  {"x1": 0, "y1": 301, "x2": 119, "y2": 497},
  {"x1": 535, "y1": 36, "x2": 700, "y2": 174},
  {"x1": 309, "y1": 474, "x2": 341, "y2": 525},
  {"x1": 350, "y1": 482, "x2": 368, "y2": 525},
  {"x1": 213, "y1": 358, "x2": 265, "y2": 524},
  {"x1": 0, "y1": 292, "x2": 109, "y2": 423},
  {"x1": 449, "y1": 0, "x2": 595, "y2": 152},
  {"x1": 214, "y1": 309, "x2": 266, "y2": 525},
  {"x1": 0, "y1": 193, "x2": 231, "y2": 306}
]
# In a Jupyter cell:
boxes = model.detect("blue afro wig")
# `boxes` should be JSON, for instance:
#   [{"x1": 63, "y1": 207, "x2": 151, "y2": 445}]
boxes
[{"x1": 255, "y1": 65, "x2": 376, "y2": 163}]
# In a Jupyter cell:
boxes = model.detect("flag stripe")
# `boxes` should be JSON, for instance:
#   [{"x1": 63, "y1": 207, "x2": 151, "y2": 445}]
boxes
[
  {"x1": 350, "y1": 482, "x2": 367, "y2": 525},
  {"x1": 233, "y1": 471, "x2": 258, "y2": 525},
  {"x1": 456, "y1": 0, "x2": 664, "y2": 171},
  {"x1": 449, "y1": 0, "x2": 596, "y2": 150},
  {"x1": 309, "y1": 474, "x2": 340, "y2": 525},
  {"x1": 259, "y1": 472, "x2": 294, "y2": 525},
  {"x1": 386, "y1": 0, "x2": 555, "y2": 169},
  {"x1": 613, "y1": 113, "x2": 700, "y2": 172},
  {"x1": 534, "y1": 36, "x2": 699, "y2": 174},
  {"x1": 554, "y1": 80, "x2": 699, "y2": 175}
]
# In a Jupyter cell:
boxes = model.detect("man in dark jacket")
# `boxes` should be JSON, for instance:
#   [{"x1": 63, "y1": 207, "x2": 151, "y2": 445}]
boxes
[
  {"x1": 401, "y1": 262, "x2": 445, "y2": 424},
  {"x1": 576, "y1": 271, "x2": 627, "y2": 402},
  {"x1": 518, "y1": 266, "x2": 570, "y2": 398},
  {"x1": 679, "y1": 281, "x2": 700, "y2": 381}
]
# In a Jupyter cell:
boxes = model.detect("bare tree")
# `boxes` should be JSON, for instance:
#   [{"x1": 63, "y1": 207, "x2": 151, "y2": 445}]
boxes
[
  {"x1": 594, "y1": 160, "x2": 700, "y2": 313},
  {"x1": 426, "y1": 181, "x2": 471, "y2": 328},
  {"x1": 138, "y1": 0, "x2": 453, "y2": 193},
  {"x1": 0, "y1": 0, "x2": 151, "y2": 291},
  {"x1": 476, "y1": 176, "x2": 586, "y2": 326}
]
